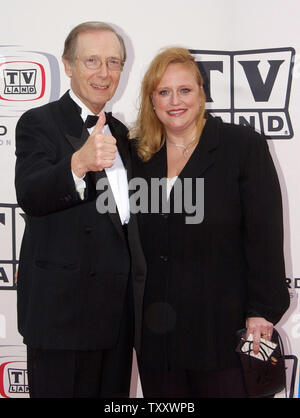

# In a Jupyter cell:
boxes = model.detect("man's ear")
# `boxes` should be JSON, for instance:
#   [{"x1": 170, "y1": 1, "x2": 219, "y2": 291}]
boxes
[{"x1": 62, "y1": 57, "x2": 73, "y2": 78}]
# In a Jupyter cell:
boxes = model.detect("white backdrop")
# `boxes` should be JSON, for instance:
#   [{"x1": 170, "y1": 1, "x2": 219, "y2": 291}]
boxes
[{"x1": 0, "y1": 0, "x2": 299, "y2": 398}]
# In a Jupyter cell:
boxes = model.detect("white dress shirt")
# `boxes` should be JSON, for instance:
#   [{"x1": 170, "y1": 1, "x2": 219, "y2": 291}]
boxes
[{"x1": 69, "y1": 90, "x2": 130, "y2": 225}]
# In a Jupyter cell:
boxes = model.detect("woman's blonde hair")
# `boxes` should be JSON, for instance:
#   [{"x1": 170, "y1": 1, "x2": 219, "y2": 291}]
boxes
[{"x1": 130, "y1": 47, "x2": 206, "y2": 161}]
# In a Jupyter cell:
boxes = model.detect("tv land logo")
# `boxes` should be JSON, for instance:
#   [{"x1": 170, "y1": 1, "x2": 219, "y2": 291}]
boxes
[
  {"x1": 0, "y1": 46, "x2": 60, "y2": 116},
  {"x1": 2, "y1": 63, "x2": 44, "y2": 98},
  {"x1": 190, "y1": 47, "x2": 295, "y2": 139},
  {"x1": 0, "y1": 346, "x2": 28, "y2": 398},
  {"x1": 0, "y1": 204, "x2": 24, "y2": 290}
]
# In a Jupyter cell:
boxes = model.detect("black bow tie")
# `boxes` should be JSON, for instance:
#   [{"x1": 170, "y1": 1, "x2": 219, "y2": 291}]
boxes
[{"x1": 85, "y1": 115, "x2": 99, "y2": 129}]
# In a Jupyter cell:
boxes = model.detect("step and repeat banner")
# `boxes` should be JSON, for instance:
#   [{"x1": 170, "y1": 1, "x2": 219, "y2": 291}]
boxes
[{"x1": 0, "y1": 0, "x2": 299, "y2": 398}]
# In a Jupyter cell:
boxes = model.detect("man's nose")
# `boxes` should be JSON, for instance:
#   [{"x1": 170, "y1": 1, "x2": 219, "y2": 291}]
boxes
[{"x1": 96, "y1": 62, "x2": 109, "y2": 77}]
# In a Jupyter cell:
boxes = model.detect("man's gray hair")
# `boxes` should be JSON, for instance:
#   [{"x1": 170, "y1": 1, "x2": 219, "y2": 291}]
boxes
[{"x1": 62, "y1": 21, "x2": 127, "y2": 63}]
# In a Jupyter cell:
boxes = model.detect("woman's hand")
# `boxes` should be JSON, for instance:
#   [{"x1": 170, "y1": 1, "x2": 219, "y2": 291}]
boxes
[{"x1": 245, "y1": 317, "x2": 274, "y2": 355}]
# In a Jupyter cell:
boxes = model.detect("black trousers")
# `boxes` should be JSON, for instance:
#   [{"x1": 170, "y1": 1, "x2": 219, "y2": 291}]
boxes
[
  {"x1": 27, "y1": 344, "x2": 133, "y2": 398},
  {"x1": 138, "y1": 364, "x2": 248, "y2": 398},
  {"x1": 27, "y1": 283, "x2": 134, "y2": 398}
]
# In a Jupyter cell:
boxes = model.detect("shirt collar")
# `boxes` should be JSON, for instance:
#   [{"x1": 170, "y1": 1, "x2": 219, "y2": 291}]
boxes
[{"x1": 69, "y1": 89, "x2": 103, "y2": 122}]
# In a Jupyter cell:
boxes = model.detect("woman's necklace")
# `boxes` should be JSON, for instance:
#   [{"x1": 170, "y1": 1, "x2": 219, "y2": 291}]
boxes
[{"x1": 167, "y1": 136, "x2": 197, "y2": 158}]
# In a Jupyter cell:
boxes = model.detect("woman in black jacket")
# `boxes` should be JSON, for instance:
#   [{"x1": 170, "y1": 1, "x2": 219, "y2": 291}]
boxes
[{"x1": 130, "y1": 47, "x2": 290, "y2": 397}]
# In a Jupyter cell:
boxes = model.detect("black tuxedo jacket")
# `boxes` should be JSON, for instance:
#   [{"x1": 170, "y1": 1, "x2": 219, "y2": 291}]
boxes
[
  {"x1": 15, "y1": 91, "x2": 146, "y2": 351},
  {"x1": 131, "y1": 115, "x2": 290, "y2": 371}
]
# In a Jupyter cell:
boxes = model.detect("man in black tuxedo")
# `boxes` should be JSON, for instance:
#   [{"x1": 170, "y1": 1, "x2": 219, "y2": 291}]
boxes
[{"x1": 15, "y1": 22, "x2": 146, "y2": 398}]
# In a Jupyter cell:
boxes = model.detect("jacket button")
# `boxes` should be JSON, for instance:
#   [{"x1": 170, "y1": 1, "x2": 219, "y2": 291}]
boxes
[
  {"x1": 160, "y1": 255, "x2": 168, "y2": 262},
  {"x1": 90, "y1": 271, "x2": 96, "y2": 277},
  {"x1": 85, "y1": 227, "x2": 92, "y2": 234}
]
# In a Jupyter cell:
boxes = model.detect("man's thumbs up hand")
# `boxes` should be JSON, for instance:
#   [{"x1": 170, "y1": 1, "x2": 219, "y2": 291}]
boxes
[{"x1": 71, "y1": 112, "x2": 117, "y2": 178}]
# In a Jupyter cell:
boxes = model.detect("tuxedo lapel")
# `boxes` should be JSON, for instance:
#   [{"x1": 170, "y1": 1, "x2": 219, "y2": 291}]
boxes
[
  {"x1": 103, "y1": 113, "x2": 130, "y2": 242},
  {"x1": 98, "y1": 182, "x2": 126, "y2": 243},
  {"x1": 106, "y1": 112, "x2": 129, "y2": 170},
  {"x1": 57, "y1": 91, "x2": 84, "y2": 150}
]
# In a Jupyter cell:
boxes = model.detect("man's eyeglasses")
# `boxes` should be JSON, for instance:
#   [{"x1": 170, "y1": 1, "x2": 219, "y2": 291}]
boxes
[{"x1": 77, "y1": 55, "x2": 124, "y2": 71}]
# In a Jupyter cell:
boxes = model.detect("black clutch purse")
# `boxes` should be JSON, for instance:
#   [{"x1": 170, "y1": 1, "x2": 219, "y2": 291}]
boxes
[{"x1": 236, "y1": 328, "x2": 286, "y2": 398}]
